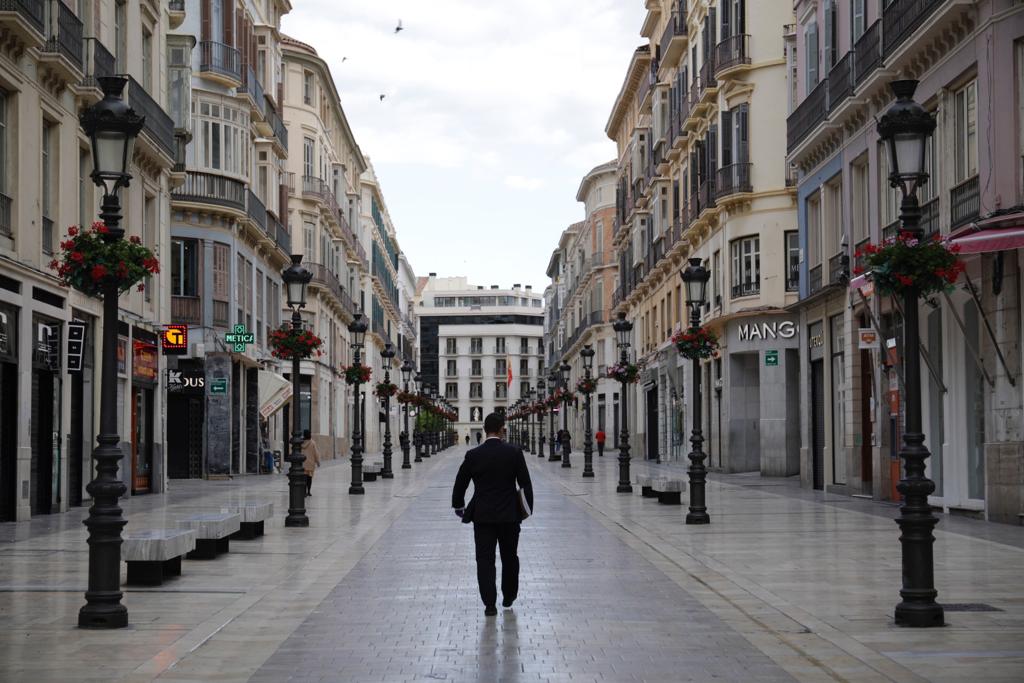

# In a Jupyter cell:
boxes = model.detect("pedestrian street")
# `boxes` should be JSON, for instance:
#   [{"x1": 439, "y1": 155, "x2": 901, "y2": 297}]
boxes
[{"x1": 1, "y1": 447, "x2": 1022, "y2": 683}]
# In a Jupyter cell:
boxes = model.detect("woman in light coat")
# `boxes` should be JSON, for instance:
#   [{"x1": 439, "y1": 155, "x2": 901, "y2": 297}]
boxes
[{"x1": 301, "y1": 429, "x2": 321, "y2": 496}]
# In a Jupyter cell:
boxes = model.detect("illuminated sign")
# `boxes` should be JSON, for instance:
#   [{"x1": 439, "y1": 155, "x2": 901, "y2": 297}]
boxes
[
  {"x1": 162, "y1": 324, "x2": 188, "y2": 355},
  {"x1": 225, "y1": 324, "x2": 255, "y2": 353}
]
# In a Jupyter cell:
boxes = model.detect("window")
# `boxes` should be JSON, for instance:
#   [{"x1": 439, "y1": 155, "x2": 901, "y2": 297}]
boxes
[
  {"x1": 537, "y1": 339, "x2": 544, "y2": 354},
  {"x1": 878, "y1": 143, "x2": 898, "y2": 229},
  {"x1": 785, "y1": 231, "x2": 800, "y2": 291},
  {"x1": 520, "y1": 338, "x2": 529, "y2": 354},
  {"x1": 41, "y1": 120, "x2": 55, "y2": 254},
  {"x1": 520, "y1": 381, "x2": 530, "y2": 397},
  {"x1": 446, "y1": 359, "x2": 457, "y2": 376},
  {"x1": 171, "y1": 239, "x2": 198, "y2": 296},
  {"x1": 495, "y1": 337, "x2": 506, "y2": 354},
  {"x1": 78, "y1": 147, "x2": 90, "y2": 231},
  {"x1": 824, "y1": 176, "x2": 843, "y2": 259},
  {"x1": 115, "y1": 0, "x2": 126, "y2": 73},
  {"x1": 805, "y1": 20, "x2": 819, "y2": 92},
  {"x1": 712, "y1": 250, "x2": 722, "y2": 306},
  {"x1": 851, "y1": 156, "x2": 869, "y2": 243},
  {"x1": 519, "y1": 358, "x2": 528, "y2": 375},
  {"x1": 142, "y1": 30, "x2": 153, "y2": 91},
  {"x1": 495, "y1": 383, "x2": 508, "y2": 399},
  {"x1": 807, "y1": 190, "x2": 822, "y2": 268},
  {"x1": 470, "y1": 382, "x2": 483, "y2": 399},
  {"x1": 445, "y1": 382, "x2": 458, "y2": 399},
  {"x1": 303, "y1": 221, "x2": 315, "y2": 263},
  {"x1": 954, "y1": 81, "x2": 978, "y2": 182},
  {"x1": 193, "y1": 98, "x2": 250, "y2": 178},
  {"x1": 446, "y1": 338, "x2": 457, "y2": 354},
  {"x1": 470, "y1": 337, "x2": 483, "y2": 354},
  {"x1": 303, "y1": 137, "x2": 315, "y2": 178},
  {"x1": 495, "y1": 358, "x2": 507, "y2": 377},
  {"x1": 143, "y1": 196, "x2": 155, "y2": 301},
  {"x1": 471, "y1": 358, "x2": 482, "y2": 376},
  {"x1": 303, "y1": 70, "x2": 314, "y2": 106},
  {"x1": 730, "y1": 236, "x2": 760, "y2": 297},
  {"x1": 851, "y1": 0, "x2": 866, "y2": 42},
  {"x1": 823, "y1": 0, "x2": 836, "y2": 70}
]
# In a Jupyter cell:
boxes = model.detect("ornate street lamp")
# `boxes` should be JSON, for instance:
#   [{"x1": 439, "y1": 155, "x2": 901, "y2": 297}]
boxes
[
  {"x1": 428, "y1": 387, "x2": 438, "y2": 455},
  {"x1": 559, "y1": 360, "x2": 572, "y2": 468},
  {"x1": 536, "y1": 378, "x2": 547, "y2": 458},
  {"x1": 348, "y1": 311, "x2": 369, "y2": 494},
  {"x1": 400, "y1": 360, "x2": 414, "y2": 469},
  {"x1": 581, "y1": 345, "x2": 596, "y2": 478},
  {"x1": 281, "y1": 255, "x2": 313, "y2": 525},
  {"x1": 380, "y1": 342, "x2": 396, "y2": 478},
  {"x1": 413, "y1": 372, "x2": 423, "y2": 462},
  {"x1": 877, "y1": 80, "x2": 943, "y2": 628},
  {"x1": 78, "y1": 77, "x2": 144, "y2": 630},
  {"x1": 547, "y1": 370, "x2": 559, "y2": 462},
  {"x1": 527, "y1": 386, "x2": 536, "y2": 454},
  {"x1": 613, "y1": 312, "x2": 634, "y2": 493},
  {"x1": 680, "y1": 258, "x2": 711, "y2": 524}
]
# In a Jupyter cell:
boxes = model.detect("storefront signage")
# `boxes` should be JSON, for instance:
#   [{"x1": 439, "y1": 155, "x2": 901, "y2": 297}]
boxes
[
  {"x1": 210, "y1": 377, "x2": 228, "y2": 394},
  {"x1": 765, "y1": 349, "x2": 779, "y2": 367},
  {"x1": 225, "y1": 324, "x2": 255, "y2": 353},
  {"x1": 167, "y1": 368, "x2": 205, "y2": 394},
  {"x1": 858, "y1": 328, "x2": 878, "y2": 350},
  {"x1": 809, "y1": 334, "x2": 825, "y2": 348},
  {"x1": 67, "y1": 322, "x2": 87, "y2": 373},
  {"x1": 162, "y1": 324, "x2": 188, "y2": 355},
  {"x1": 738, "y1": 321, "x2": 797, "y2": 341},
  {"x1": 133, "y1": 341, "x2": 159, "y2": 383},
  {"x1": 117, "y1": 337, "x2": 128, "y2": 375}
]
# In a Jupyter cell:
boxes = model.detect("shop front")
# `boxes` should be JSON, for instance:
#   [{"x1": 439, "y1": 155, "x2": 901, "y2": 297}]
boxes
[
  {"x1": 0, "y1": 304, "x2": 18, "y2": 521},
  {"x1": 30, "y1": 316, "x2": 62, "y2": 515},
  {"x1": 130, "y1": 331, "x2": 159, "y2": 494}
]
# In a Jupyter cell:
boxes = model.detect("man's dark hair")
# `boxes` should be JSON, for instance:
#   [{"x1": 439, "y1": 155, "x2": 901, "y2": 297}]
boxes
[
  {"x1": 483, "y1": 412, "x2": 505, "y2": 435},
  {"x1": 303, "y1": 429, "x2": 311, "y2": 441}
]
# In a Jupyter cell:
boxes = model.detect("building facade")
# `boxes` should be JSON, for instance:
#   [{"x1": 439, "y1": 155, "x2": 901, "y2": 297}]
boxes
[
  {"x1": 788, "y1": 0, "x2": 1024, "y2": 523},
  {"x1": 608, "y1": 0, "x2": 800, "y2": 473},
  {"x1": 417, "y1": 276, "x2": 544, "y2": 442},
  {"x1": 0, "y1": 0, "x2": 179, "y2": 520},
  {"x1": 545, "y1": 162, "x2": 620, "y2": 451}
]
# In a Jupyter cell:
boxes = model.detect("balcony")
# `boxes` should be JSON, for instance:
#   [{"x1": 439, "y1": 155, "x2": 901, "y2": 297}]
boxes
[
  {"x1": 950, "y1": 175, "x2": 980, "y2": 229},
  {"x1": 697, "y1": 57, "x2": 717, "y2": 104},
  {"x1": 698, "y1": 177, "x2": 716, "y2": 216},
  {"x1": 168, "y1": 0, "x2": 185, "y2": 28},
  {"x1": 827, "y1": 51, "x2": 854, "y2": 113},
  {"x1": 269, "y1": 212, "x2": 290, "y2": 254},
  {"x1": 808, "y1": 264, "x2": 823, "y2": 295},
  {"x1": 0, "y1": 0, "x2": 45, "y2": 48},
  {"x1": 715, "y1": 163, "x2": 752, "y2": 199},
  {"x1": 171, "y1": 295, "x2": 201, "y2": 325},
  {"x1": 80, "y1": 37, "x2": 115, "y2": 94},
  {"x1": 731, "y1": 280, "x2": 760, "y2": 299},
  {"x1": 715, "y1": 34, "x2": 750, "y2": 77},
  {"x1": 786, "y1": 77, "x2": 828, "y2": 153},
  {"x1": 238, "y1": 65, "x2": 266, "y2": 120},
  {"x1": 124, "y1": 76, "x2": 176, "y2": 160},
  {"x1": 308, "y1": 262, "x2": 348, "y2": 311},
  {"x1": 264, "y1": 98, "x2": 288, "y2": 152},
  {"x1": 39, "y1": 0, "x2": 83, "y2": 83},
  {"x1": 199, "y1": 40, "x2": 241, "y2": 84},
  {"x1": 828, "y1": 252, "x2": 847, "y2": 285},
  {"x1": 246, "y1": 189, "x2": 267, "y2": 233},
  {"x1": 636, "y1": 62, "x2": 655, "y2": 112},
  {"x1": 172, "y1": 171, "x2": 246, "y2": 213},
  {"x1": 921, "y1": 196, "x2": 940, "y2": 238},
  {"x1": 659, "y1": 7, "x2": 687, "y2": 66},
  {"x1": 883, "y1": 0, "x2": 943, "y2": 56},
  {"x1": 854, "y1": 20, "x2": 881, "y2": 87}
]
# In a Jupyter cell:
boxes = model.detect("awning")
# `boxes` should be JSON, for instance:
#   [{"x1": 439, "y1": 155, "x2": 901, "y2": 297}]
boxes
[
  {"x1": 258, "y1": 370, "x2": 292, "y2": 419},
  {"x1": 951, "y1": 226, "x2": 1024, "y2": 254}
]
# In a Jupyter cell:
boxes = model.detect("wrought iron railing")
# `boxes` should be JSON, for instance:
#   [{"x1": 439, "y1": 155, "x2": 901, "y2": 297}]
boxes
[
  {"x1": 269, "y1": 212, "x2": 290, "y2": 254},
  {"x1": 309, "y1": 262, "x2": 347, "y2": 308},
  {"x1": 42, "y1": 0, "x2": 83, "y2": 67},
  {"x1": 0, "y1": 0, "x2": 44, "y2": 34},
  {"x1": 698, "y1": 57, "x2": 717, "y2": 98},
  {"x1": 828, "y1": 252, "x2": 847, "y2": 285},
  {"x1": 731, "y1": 280, "x2": 759, "y2": 298},
  {"x1": 715, "y1": 34, "x2": 750, "y2": 75},
  {"x1": 828, "y1": 51, "x2": 854, "y2": 112},
  {"x1": 787, "y1": 77, "x2": 828, "y2": 152},
  {"x1": 81, "y1": 37, "x2": 115, "y2": 89},
  {"x1": 172, "y1": 171, "x2": 245, "y2": 211},
  {"x1": 199, "y1": 40, "x2": 241, "y2": 81},
  {"x1": 239, "y1": 65, "x2": 266, "y2": 118},
  {"x1": 0, "y1": 192, "x2": 10, "y2": 237},
  {"x1": 920, "y1": 196, "x2": 940, "y2": 238},
  {"x1": 854, "y1": 20, "x2": 881, "y2": 86},
  {"x1": 42, "y1": 215, "x2": 53, "y2": 254},
  {"x1": 808, "y1": 264, "x2": 823, "y2": 294},
  {"x1": 950, "y1": 175, "x2": 980, "y2": 229},
  {"x1": 246, "y1": 189, "x2": 267, "y2": 233},
  {"x1": 883, "y1": 0, "x2": 942, "y2": 55},
  {"x1": 125, "y1": 76, "x2": 175, "y2": 158},
  {"x1": 659, "y1": 8, "x2": 687, "y2": 61},
  {"x1": 698, "y1": 177, "x2": 716, "y2": 214},
  {"x1": 265, "y1": 98, "x2": 288, "y2": 151},
  {"x1": 716, "y1": 162, "x2": 752, "y2": 198}
]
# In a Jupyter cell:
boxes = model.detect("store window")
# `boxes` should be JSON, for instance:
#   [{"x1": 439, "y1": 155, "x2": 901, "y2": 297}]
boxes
[
  {"x1": 785, "y1": 231, "x2": 800, "y2": 291},
  {"x1": 171, "y1": 238, "x2": 198, "y2": 296},
  {"x1": 193, "y1": 98, "x2": 250, "y2": 179},
  {"x1": 730, "y1": 236, "x2": 760, "y2": 297}
]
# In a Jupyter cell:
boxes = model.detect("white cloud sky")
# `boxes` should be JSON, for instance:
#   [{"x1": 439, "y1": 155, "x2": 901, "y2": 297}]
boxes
[{"x1": 282, "y1": 0, "x2": 647, "y2": 290}]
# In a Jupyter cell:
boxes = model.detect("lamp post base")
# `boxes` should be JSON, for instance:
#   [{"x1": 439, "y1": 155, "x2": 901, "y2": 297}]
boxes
[
  {"x1": 285, "y1": 515, "x2": 309, "y2": 527},
  {"x1": 685, "y1": 512, "x2": 710, "y2": 525},
  {"x1": 616, "y1": 484, "x2": 632, "y2": 493},
  {"x1": 582, "y1": 470, "x2": 594, "y2": 478},
  {"x1": 78, "y1": 601, "x2": 128, "y2": 629},
  {"x1": 895, "y1": 600, "x2": 945, "y2": 628},
  {"x1": 348, "y1": 485, "x2": 364, "y2": 495}
]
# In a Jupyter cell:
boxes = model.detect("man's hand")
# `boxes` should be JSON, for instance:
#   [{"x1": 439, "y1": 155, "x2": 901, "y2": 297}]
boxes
[{"x1": 454, "y1": 508, "x2": 465, "y2": 518}]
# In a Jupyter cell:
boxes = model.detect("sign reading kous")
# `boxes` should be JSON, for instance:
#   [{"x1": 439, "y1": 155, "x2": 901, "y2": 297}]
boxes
[
  {"x1": 738, "y1": 320, "x2": 797, "y2": 341},
  {"x1": 167, "y1": 368, "x2": 205, "y2": 394}
]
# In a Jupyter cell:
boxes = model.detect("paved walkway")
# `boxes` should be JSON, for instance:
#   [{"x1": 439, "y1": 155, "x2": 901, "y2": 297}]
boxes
[{"x1": 0, "y1": 446, "x2": 1022, "y2": 683}]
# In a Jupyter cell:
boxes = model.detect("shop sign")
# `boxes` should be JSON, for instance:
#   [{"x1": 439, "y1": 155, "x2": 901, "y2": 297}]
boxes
[
  {"x1": 167, "y1": 368, "x2": 205, "y2": 394},
  {"x1": 858, "y1": 328, "x2": 878, "y2": 350},
  {"x1": 133, "y1": 341, "x2": 159, "y2": 383},
  {"x1": 738, "y1": 320, "x2": 797, "y2": 342},
  {"x1": 117, "y1": 337, "x2": 128, "y2": 375},
  {"x1": 162, "y1": 324, "x2": 188, "y2": 355},
  {"x1": 225, "y1": 324, "x2": 255, "y2": 353},
  {"x1": 210, "y1": 377, "x2": 228, "y2": 394},
  {"x1": 765, "y1": 349, "x2": 779, "y2": 367},
  {"x1": 0, "y1": 311, "x2": 12, "y2": 356},
  {"x1": 809, "y1": 333, "x2": 825, "y2": 348},
  {"x1": 67, "y1": 322, "x2": 87, "y2": 373}
]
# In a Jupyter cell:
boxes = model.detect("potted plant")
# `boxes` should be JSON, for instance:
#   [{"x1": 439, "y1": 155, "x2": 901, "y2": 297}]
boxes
[
  {"x1": 607, "y1": 362, "x2": 640, "y2": 384},
  {"x1": 50, "y1": 222, "x2": 160, "y2": 296},
  {"x1": 341, "y1": 364, "x2": 372, "y2": 385},
  {"x1": 854, "y1": 231, "x2": 965, "y2": 297},
  {"x1": 671, "y1": 326, "x2": 719, "y2": 360},
  {"x1": 269, "y1": 325, "x2": 323, "y2": 360}
]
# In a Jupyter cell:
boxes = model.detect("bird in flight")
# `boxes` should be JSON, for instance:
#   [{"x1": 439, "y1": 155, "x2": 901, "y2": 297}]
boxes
[
  {"x1": 379, "y1": 94, "x2": 387, "y2": 102},
  {"x1": 395, "y1": 19, "x2": 403, "y2": 34},
  {"x1": 342, "y1": 56, "x2": 348, "y2": 62}
]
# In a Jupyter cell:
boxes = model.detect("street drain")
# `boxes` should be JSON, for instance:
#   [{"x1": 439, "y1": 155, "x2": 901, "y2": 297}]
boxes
[{"x1": 943, "y1": 603, "x2": 1002, "y2": 612}]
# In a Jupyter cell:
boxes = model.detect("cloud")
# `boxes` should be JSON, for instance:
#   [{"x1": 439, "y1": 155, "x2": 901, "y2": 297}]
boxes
[{"x1": 504, "y1": 175, "x2": 545, "y2": 191}]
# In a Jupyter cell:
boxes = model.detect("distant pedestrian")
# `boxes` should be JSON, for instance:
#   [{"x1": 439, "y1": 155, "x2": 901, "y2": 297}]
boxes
[
  {"x1": 302, "y1": 430, "x2": 321, "y2": 496},
  {"x1": 595, "y1": 429, "x2": 606, "y2": 457},
  {"x1": 476, "y1": 432, "x2": 482, "y2": 445},
  {"x1": 452, "y1": 412, "x2": 534, "y2": 617},
  {"x1": 465, "y1": 434, "x2": 471, "y2": 445}
]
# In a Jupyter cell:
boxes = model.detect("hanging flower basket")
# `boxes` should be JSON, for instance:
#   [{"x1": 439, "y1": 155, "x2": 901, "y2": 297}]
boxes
[
  {"x1": 341, "y1": 364, "x2": 371, "y2": 385},
  {"x1": 50, "y1": 222, "x2": 160, "y2": 297},
  {"x1": 375, "y1": 381, "x2": 398, "y2": 398},
  {"x1": 672, "y1": 326, "x2": 719, "y2": 360},
  {"x1": 576, "y1": 377, "x2": 597, "y2": 395},
  {"x1": 607, "y1": 362, "x2": 640, "y2": 384},
  {"x1": 269, "y1": 325, "x2": 323, "y2": 360},
  {"x1": 853, "y1": 231, "x2": 965, "y2": 298},
  {"x1": 396, "y1": 390, "x2": 416, "y2": 405}
]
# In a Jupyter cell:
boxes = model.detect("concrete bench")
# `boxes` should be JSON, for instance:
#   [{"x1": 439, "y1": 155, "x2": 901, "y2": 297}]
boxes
[
  {"x1": 122, "y1": 529, "x2": 196, "y2": 586},
  {"x1": 222, "y1": 502, "x2": 274, "y2": 540},
  {"x1": 363, "y1": 462, "x2": 383, "y2": 482},
  {"x1": 635, "y1": 475, "x2": 657, "y2": 499},
  {"x1": 651, "y1": 478, "x2": 686, "y2": 505},
  {"x1": 177, "y1": 512, "x2": 241, "y2": 559}
]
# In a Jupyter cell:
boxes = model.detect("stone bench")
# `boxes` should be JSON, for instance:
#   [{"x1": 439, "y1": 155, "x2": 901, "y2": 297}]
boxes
[
  {"x1": 635, "y1": 475, "x2": 657, "y2": 499},
  {"x1": 122, "y1": 529, "x2": 196, "y2": 586},
  {"x1": 177, "y1": 513, "x2": 241, "y2": 559},
  {"x1": 222, "y1": 502, "x2": 274, "y2": 540},
  {"x1": 651, "y1": 478, "x2": 686, "y2": 505},
  {"x1": 363, "y1": 462, "x2": 383, "y2": 482}
]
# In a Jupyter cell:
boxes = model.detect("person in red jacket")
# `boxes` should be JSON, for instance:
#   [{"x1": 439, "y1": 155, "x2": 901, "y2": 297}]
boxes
[{"x1": 595, "y1": 429, "x2": 606, "y2": 457}]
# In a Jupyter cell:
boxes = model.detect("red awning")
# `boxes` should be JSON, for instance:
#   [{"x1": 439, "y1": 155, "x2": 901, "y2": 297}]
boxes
[{"x1": 951, "y1": 226, "x2": 1024, "y2": 254}]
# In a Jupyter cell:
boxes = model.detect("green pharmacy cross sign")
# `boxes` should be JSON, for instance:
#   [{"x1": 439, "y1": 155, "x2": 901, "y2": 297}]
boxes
[{"x1": 225, "y1": 324, "x2": 255, "y2": 353}]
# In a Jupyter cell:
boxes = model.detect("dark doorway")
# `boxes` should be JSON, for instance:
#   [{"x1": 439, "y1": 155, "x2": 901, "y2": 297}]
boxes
[
  {"x1": 246, "y1": 367, "x2": 259, "y2": 473},
  {"x1": 69, "y1": 370, "x2": 84, "y2": 506},
  {"x1": 811, "y1": 359, "x2": 825, "y2": 490},
  {"x1": 168, "y1": 394, "x2": 204, "y2": 479},
  {"x1": 860, "y1": 348, "x2": 874, "y2": 488},
  {"x1": 645, "y1": 386, "x2": 659, "y2": 461},
  {"x1": 131, "y1": 387, "x2": 153, "y2": 494},
  {"x1": 31, "y1": 369, "x2": 57, "y2": 515},
  {"x1": 0, "y1": 362, "x2": 17, "y2": 521}
]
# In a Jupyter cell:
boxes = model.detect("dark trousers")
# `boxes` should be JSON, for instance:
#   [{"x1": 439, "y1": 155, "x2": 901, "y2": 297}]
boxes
[
  {"x1": 306, "y1": 474, "x2": 312, "y2": 495},
  {"x1": 473, "y1": 522, "x2": 520, "y2": 608},
  {"x1": 597, "y1": 442, "x2": 605, "y2": 456}
]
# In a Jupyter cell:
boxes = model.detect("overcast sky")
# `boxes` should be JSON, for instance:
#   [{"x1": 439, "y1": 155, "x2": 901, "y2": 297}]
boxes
[{"x1": 281, "y1": 0, "x2": 646, "y2": 292}]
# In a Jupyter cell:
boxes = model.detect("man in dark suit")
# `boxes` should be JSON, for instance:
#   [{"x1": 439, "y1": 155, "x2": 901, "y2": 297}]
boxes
[{"x1": 452, "y1": 412, "x2": 534, "y2": 616}]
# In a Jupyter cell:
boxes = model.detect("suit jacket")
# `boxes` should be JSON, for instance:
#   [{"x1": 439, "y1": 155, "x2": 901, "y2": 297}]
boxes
[{"x1": 452, "y1": 438, "x2": 534, "y2": 524}]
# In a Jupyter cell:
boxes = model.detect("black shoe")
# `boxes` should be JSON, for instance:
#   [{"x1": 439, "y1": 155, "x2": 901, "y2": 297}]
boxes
[
  {"x1": 484, "y1": 606, "x2": 497, "y2": 616},
  {"x1": 502, "y1": 599, "x2": 514, "y2": 609}
]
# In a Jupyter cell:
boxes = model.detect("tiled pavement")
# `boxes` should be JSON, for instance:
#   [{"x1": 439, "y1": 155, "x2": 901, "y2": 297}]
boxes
[{"x1": 1, "y1": 445, "x2": 1023, "y2": 682}]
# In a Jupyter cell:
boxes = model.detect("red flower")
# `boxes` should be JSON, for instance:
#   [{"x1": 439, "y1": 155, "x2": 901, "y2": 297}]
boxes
[
  {"x1": 67, "y1": 226, "x2": 78, "y2": 237},
  {"x1": 896, "y1": 274, "x2": 913, "y2": 286},
  {"x1": 91, "y1": 264, "x2": 108, "y2": 281},
  {"x1": 129, "y1": 235, "x2": 141, "y2": 244},
  {"x1": 48, "y1": 260, "x2": 59, "y2": 270},
  {"x1": 852, "y1": 266, "x2": 864, "y2": 276},
  {"x1": 70, "y1": 251, "x2": 84, "y2": 263},
  {"x1": 137, "y1": 283, "x2": 145, "y2": 292},
  {"x1": 95, "y1": 224, "x2": 109, "y2": 235}
]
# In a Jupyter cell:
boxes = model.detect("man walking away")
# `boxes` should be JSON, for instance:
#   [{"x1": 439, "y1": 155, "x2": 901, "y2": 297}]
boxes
[
  {"x1": 452, "y1": 412, "x2": 534, "y2": 616},
  {"x1": 596, "y1": 429, "x2": 606, "y2": 457}
]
